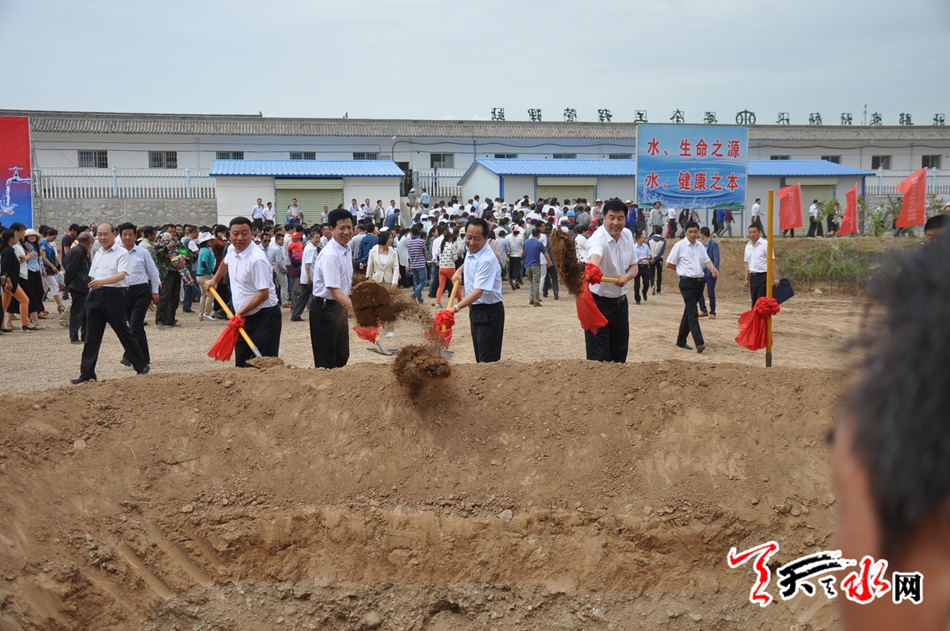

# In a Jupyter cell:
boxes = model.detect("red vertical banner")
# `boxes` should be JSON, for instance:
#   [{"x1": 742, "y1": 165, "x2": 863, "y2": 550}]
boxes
[
  {"x1": 0, "y1": 116, "x2": 33, "y2": 228},
  {"x1": 776, "y1": 183, "x2": 803, "y2": 230},
  {"x1": 895, "y1": 168, "x2": 927, "y2": 228},
  {"x1": 838, "y1": 184, "x2": 859, "y2": 236}
]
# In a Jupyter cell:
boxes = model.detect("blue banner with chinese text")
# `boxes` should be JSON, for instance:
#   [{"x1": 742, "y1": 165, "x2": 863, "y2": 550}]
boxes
[{"x1": 636, "y1": 124, "x2": 748, "y2": 210}]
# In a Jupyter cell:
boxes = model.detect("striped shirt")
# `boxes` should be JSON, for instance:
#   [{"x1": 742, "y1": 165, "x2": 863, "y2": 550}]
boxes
[{"x1": 407, "y1": 236, "x2": 427, "y2": 269}]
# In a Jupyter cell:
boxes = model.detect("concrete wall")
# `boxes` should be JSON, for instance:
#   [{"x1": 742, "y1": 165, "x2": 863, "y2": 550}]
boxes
[
  {"x1": 596, "y1": 176, "x2": 636, "y2": 202},
  {"x1": 460, "y1": 165, "x2": 501, "y2": 201},
  {"x1": 342, "y1": 177, "x2": 401, "y2": 213},
  {"x1": 33, "y1": 198, "x2": 217, "y2": 234},
  {"x1": 500, "y1": 176, "x2": 535, "y2": 201},
  {"x1": 215, "y1": 176, "x2": 275, "y2": 225}
]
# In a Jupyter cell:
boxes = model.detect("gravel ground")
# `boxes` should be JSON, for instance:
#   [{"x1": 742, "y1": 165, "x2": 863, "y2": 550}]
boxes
[{"x1": 0, "y1": 270, "x2": 864, "y2": 395}]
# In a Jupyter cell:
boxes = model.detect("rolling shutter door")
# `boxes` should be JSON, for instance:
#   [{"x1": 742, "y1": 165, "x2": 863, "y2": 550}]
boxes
[
  {"x1": 536, "y1": 177, "x2": 596, "y2": 203},
  {"x1": 799, "y1": 185, "x2": 836, "y2": 227},
  {"x1": 275, "y1": 179, "x2": 344, "y2": 226}
]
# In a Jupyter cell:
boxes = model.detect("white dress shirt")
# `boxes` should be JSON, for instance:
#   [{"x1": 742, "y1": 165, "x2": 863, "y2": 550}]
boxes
[
  {"x1": 463, "y1": 245, "x2": 503, "y2": 304},
  {"x1": 126, "y1": 244, "x2": 160, "y2": 293},
  {"x1": 300, "y1": 241, "x2": 318, "y2": 285},
  {"x1": 224, "y1": 243, "x2": 278, "y2": 316},
  {"x1": 90, "y1": 243, "x2": 131, "y2": 288},
  {"x1": 311, "y1": 237, "x2": 353, "y2": 299},
  {"x1": 587, "y1": 225, "x2": 636, "y2": 298},
  {"x1": 251, "y1": 204, "x2": 264, "y2": 219},
  {"x1": 263, "y1": 206, "x2": 276, "y2": 222},
  {"x1": 666, "y1": 238, "x2": 711, "y2": 279},
  {"x1": 752, "y1": 202, "x2": 761, "y2": 218},
  {"x1": 809, "y1": 203, "x2": 820, "y2": 219},
  {"x1": 744, "y1": 238, "x2": 772, "y2": 273}
]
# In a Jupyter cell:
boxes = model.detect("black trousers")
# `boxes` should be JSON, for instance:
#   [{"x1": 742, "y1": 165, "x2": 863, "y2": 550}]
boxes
[
  {"x1": 80, "y1": 287, "x2": 148, "y2": 381},
  {"x1": 585, "y1": 294, "x2": 629, "y2": 363},
  {"x1": 68, "y1": 290, "x2": 88, "y2": 343},
  {"x1": 124, "y1": 283, "x2": 152, "y2": 364},
  {"x1": 653, "y1": 258, "x2": 663, "y2": 293},
  {"x1": 677, "y1": 277, "x2": 705, "y2": 347},
  {"x1": 807, "y1": 218, "x2": 824, "y2": 238},
  {"x1": 235, "y1": 304, "x2": 282, "y2": 368},
  {"x1": 509, "y1": 256, "x2": 522, "y2": 286},
  {"x1": 292, "y1": 283, "x2": 312, "y2": 320},
  {"x1": 469, "y1": 302, "x2": 505, "y2": 363},
  {"x1": 543, "y1": 264, "x2": 559, "y2": 296},
  {"x1": 749, "y1": 273, "x2": 768, "y2": 309},
  {"x1": 310, "y1": 297, "x2": 349, "y2": 368},
  {"x1": 156, "y1": 273, "x2": 181, "y2": 325},
  {"x1": 633, "y1": 264, "x2": 651, "y2": 302}
]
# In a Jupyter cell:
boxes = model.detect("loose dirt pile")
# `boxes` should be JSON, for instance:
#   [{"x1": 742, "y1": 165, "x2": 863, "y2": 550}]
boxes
[
  {"x1": 391, "y1": 344, "x2": 452, "y2": 398},
  {"x1": 351, "y1": 280, "x2": 396, "y2": 327},
  {"x1": 549, "y1": 229, "x2": 585, "y2": 295},
  {"x1": 246, "y1": 356, "x2": 285, "y2": 369},
  {"x1": 0, "y1": 360, "x2": 846, "y2": 631}
]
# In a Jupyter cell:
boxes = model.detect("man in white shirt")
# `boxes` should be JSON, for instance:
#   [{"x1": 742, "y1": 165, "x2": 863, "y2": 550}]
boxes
[
  {"x1": 586, "y1": 200, "x2": 638, "y2": 363},
  {"x1": 751, "y1": 198, "x2": 763, "y2": 232},
  {"x1": 505, "y1": 227, "x2": 524, "y2": 289},
  {"x1": 743, "y1": 223, "x2": 780, "y2": 308},
  {"x1": 262, "y1": 202, "x2": 276, "y2": 225},
  {"x1": 72, "y1": 223, "x2": 150, "y2": 384},
  {"x1": 666, "y1": 220, "x2": 719, "y2": 353},
  {"x1": 268, "y1": 233, "x2": 289, "y2": 307},
  {"x1": 205, "y1": 216, "x2": 281, "y2": 367},
  {"x1": 117, "y1": 222, "x2": 159, "y2": 367},
  {"x1": 807, "y1": 199, "x2": 824, "y2": 237},
  {"x1": 310, "y1": 208, "x2": 354, "y2": 368},
  {"x1": 286, "y1": 198, "x2": 302, "y2": 226},
  {"x1": 291, "y1": 229, "x2": 320, "y2": 321},
  {"x1": 251, "y1": 198, "x2": 265, "y2": 230},
  {"x1": 450, "y1": 218, "x2": 504, "y2": 363}
]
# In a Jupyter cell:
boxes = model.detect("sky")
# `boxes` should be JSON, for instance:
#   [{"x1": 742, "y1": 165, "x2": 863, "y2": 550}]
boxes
[{"x1": 2, "y1": 0, "x2": 949, "y2": 125}]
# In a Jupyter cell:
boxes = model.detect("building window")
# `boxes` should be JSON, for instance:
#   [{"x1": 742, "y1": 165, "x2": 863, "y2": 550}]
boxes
[
  {"x1": 78, "y1": 150, "x2": 108, "y2": 169},
  {"x1": 922, "y1": 155, "x2": 942, "y2": 169},
  {"x1": 353, "y1": 152, "x2": 379, "y2": 161},
  {"x1": 769, "y1": 155, "x2": 790, "y2": 161},
  {"x1": 608, "y1": 153, "x2": 632, "y2": 159},
  {"x1": 494, "y1": 153, "x2": 518, "y2": 159},
  {"x1": 430, "y1": 153, "x2": 454, "y2": 169},
  {"x1": 148, "y1": 151, "x2": 177, "y2": 169},
  {"x1": 290, "y1": 152, "x2": 316, "y2": 160},
  {"x1": 553, "y1": 153, "x2": 577, "y2": 159},
  {"x1": 871, "y1": 155, "x2": 891, "y2": 170},
  {"x1": 821, "y1": 155, "x2": 841, "y2": 164},
  {"x1": 216, "y1": 151, "x2": 244, "y2": 160}
]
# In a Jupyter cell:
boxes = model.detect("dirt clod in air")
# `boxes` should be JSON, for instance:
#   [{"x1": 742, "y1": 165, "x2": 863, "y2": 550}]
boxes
[
  {"x1": 351, "y1": 280, "x2": 395, "y2": 327},
  {"x1": 549, "y1": 228, "x2": 585, "y2": 295},
  {"x1": 388, "y1": 287, "x2": 433, "y2": 326},
  {"x1": 392, "y1": 344, "x2": 451, "y2": 398},
  {"x1": 246, "y1": 356, "x2": 284, "y2": 369}
]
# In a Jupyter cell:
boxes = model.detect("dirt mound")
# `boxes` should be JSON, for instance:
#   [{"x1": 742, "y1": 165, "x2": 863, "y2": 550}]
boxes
[
  {"x1": 351, "y1": 280, "x2": 396, "y2": 327},
  {"x1": 392, "y1": 344, "x2": 452, "y2": 398},
  {"x1": 246, "y1": 356, "x2": 285, "y2": 369},
  {"x1": 0, "y1": 360, "x2": 846, "y2": 630},
  {"x1": 549, "y1": 229, "x2": 585, "y2": 296}
]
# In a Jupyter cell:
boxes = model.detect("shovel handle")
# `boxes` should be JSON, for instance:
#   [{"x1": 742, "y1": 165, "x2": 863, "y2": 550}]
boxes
[
  {"x1": 583, "y1": 275, "x2": 621, "y2": 284},
  {"x1": 208, "y1": 286, "x2": 261, "y2": 356},
  {"x1": 446, "y1": 279, "x2": 460, "y2": 310}
]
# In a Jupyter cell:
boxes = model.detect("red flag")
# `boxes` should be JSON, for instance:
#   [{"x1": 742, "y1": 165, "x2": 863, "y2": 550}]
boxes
[
  {"x1": 895, "y1": 168, "x2": 928, "y2": 228},
  {"x1": 776, "y1": 184, "x2": 803, "y2": 231},
  {"x1": 838, "y1": 184, "x2": 859, "y2": 236}
]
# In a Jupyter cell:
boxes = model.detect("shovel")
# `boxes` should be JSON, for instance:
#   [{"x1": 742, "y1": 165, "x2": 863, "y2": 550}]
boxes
[
  {"x1": 440, "y1": 280, "x2": 460, "y2": 360},
  {"x1": 366, "y1": 335, "x2": 395, "y2": 356},
  {"x1": 208, "y1": 286, "x2": 262, "y2": 358}
]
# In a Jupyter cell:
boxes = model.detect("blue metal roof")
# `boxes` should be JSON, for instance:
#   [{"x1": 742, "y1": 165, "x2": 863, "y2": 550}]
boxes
[
  {"x1": 748, "y1": 160, "x2": 873, "y2": 177},
  {"x1": 210, "y1": 159, "x2": 405, "y2": 178}
]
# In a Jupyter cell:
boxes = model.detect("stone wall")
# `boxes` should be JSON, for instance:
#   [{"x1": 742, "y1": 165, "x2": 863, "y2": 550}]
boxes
[{"x1": 32, "y1": 198, "x2": 218, "y2": 233}]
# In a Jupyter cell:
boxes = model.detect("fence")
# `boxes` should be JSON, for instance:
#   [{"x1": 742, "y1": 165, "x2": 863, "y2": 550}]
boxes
[
  {"x1": 864, "y1": 168, "x2": 950, "y2": 196},
  {"x1": 414, "y1": 168, "x2": 464, "y2": 200},
  {"x1": 35, "y1": 167, "x2": 215, "y2": 200}
]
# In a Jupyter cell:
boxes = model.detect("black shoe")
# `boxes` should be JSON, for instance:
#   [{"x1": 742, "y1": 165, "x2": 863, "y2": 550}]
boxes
[
  {"x1": 635, "y1": 300, "x2": 641, "y2": 305},
  {"x1": 290, "y1": 317, "x2": 303, "y2": 322},
  {"x1": 643, "y1": 294, "x2": 647, "y2": 302},
  {"x1": 70, "y1": 340, "x2": 82, "y2": 345},
  {"x1": 155, "y1": 323, "x2": 165, "y2": 330},
  {"x1": 697, "y1": 344, "x2": 706, "y2": 354},
  {"x1": 182, "y1": 309, "x2": 194, "y2": 313},
  {"x1": 70, "y1": 378, "x2": 89, "y2": 385},
  {"x1": 676, "y1": 343, "x2": 694, "y2": 351},
  {"x1": 554, "y1": 292, "x2": 559, "y2": 300},
  {"x1": 137, "y1": 365, "x2": 150, "y2": 375},
  {"x1": 119, "y1": 358, "x2": 132, "y2": 367}
]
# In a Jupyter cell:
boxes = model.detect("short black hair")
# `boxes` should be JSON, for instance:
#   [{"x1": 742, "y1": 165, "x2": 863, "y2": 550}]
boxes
[
  {"x1": 603, "y1": 199, "x2": 627, "y2": 215},
  {"x1": 844, "y1": 234, "x2": 950, "y2": 558},
  {"x1": 749, "y1": 223, "x2": 761, "y2": 232},
  {"x1": 684, "y1": 221, "x2": 700, "y2": 231},
  {"x1": 9, "y1": 222, "x2": 25, "y2": 232},
  {"x1": 531, "y1": 227, "x2": 541, "y2": 237},
  {"x1": 700, "y1": 227, "x2": 711, "y2": 237},
  {"x1": 327, "y1": 208, "x2": 352, "y2": 229},
  {"x1": 68, "y1": 223, "x2": 80, "y2": 233},
  {"x1": 117, "y1": 222, "x2": 136, "y2": 235},
  {"x1": 924, "y1": 214, "x2": 947, "y2": 232},
  {"x1": 229, "y1": 216, "x2": 253, "y2": 230},
  {"x1": 466, "y1": 217, "x2": 490, "y2": 238}
]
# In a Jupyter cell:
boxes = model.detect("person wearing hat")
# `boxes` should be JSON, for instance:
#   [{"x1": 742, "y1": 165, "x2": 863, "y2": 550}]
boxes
[
  {"x1": 117, "y1": 222, "x2": 160, "y2": 367},
  {"x1": 71, "y1": 223, "x2": 150, "y2": 384}
]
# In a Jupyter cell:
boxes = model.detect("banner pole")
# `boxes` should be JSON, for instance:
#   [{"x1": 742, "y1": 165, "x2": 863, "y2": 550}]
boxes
[{"x1": 766, "y1": 190, "x2": 774, "y2": 368}]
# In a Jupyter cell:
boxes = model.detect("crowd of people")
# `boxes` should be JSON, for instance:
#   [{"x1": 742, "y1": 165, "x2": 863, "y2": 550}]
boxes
[{"x1": 1, "y1": 193, "x2": 946, "y2": 382}]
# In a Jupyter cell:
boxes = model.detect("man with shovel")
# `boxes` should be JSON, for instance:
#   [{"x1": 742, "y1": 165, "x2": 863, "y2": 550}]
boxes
[
  {"x1": 204, "y1": 217, "x2": 281, "y2": 367},
  {"x1": 450, "y1": 217, "x2": 504, "y2": 363}
]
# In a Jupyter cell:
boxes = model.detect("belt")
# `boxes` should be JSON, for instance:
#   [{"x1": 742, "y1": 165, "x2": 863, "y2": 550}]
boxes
[
  {"x1": 680, "y1": 276, "x2": 704, "y2": 281},
  {"x1": 593, "y1": 293, "x2": 627, "y2": 304},
  {"x1": 127, "y1": 282, "x2": 149, "y2": 290},
  {"x1": 312, "y1": 296, "x2": 337, "y2": 306},
  {"x1": 750, "y1": 272, "x2": 767, "y2": 276}
]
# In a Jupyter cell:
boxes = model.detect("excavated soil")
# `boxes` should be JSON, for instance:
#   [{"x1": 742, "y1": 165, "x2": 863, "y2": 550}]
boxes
[
  {"x1": 246, "y1": 357, "x2": 286, "y2": 369},
  {"x1": 391, "y1": 344, "x2": 452, "y2": 398},
  {"x1": 0, "y1": 360, "x2": 847, "y2": 631},
  {"x1": 549, "y1": 230, "x2": 585, "y2": 296},
  {"x1": 352, "y1": 281, "x2": 396, "y2": 327}
]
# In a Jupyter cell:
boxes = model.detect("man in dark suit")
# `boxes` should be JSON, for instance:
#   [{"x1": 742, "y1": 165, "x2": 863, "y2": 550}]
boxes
[{"x1": 62, "y1": 231, "x2": 93, "y2": 344}]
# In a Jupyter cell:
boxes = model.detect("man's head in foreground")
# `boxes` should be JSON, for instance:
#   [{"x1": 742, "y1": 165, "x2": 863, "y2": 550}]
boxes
[{"x1": 831, "y1": 234, "x2": 950, "y2": 630}]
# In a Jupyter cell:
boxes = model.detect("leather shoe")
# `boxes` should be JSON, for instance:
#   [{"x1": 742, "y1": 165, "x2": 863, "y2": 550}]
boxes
[
  {"x1": 697, "y1": 344, "x2": 706, "y2": 353},
  {"x1": 119, "y1": 358, "x2": 132, "y2": 367},
  {"x1": 137, "y1": 365, "x2": 150, "y2": 375},
  {"x1": 676, "y1": 343, "x2": 694, "y2": 351},
  {"x1": 699, "y1": 312, "x2": 708, "y2": 317}
]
